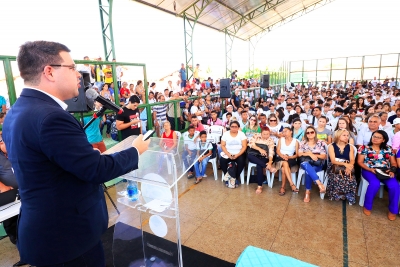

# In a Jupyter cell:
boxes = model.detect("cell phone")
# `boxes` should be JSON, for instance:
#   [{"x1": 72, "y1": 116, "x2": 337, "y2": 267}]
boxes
[{"x1": 142, "y1": 130, "x2": 155, "y2": 141}]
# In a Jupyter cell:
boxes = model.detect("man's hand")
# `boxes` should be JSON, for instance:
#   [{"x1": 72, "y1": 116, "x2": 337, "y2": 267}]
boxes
[{"x1": 132, "y1": 134, "x2": 151, "y2": 155}]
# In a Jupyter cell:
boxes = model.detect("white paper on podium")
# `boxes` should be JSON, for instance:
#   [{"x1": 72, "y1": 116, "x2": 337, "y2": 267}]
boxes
[{"x1": 143, "y1": 199, "x2": 171, "y2": 212}]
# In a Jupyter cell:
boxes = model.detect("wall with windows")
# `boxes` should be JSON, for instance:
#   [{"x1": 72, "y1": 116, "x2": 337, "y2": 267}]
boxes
[{"x1": 289, "y1": 53, "x2": 400, "y2": 86}]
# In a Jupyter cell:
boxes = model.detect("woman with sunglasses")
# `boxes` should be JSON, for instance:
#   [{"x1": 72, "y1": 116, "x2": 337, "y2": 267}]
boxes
[
  {"x1": 248, "y1": 127, "x2": 276, "y2": 194},
  {"x1": 276, "y1": 127, "x2": 299, "y2": 195},
  {"x1": 267, "y1": 114, "x2": 283, "y2": 144},
  {"x1": 298, "y1": 126, "x2": 327, "y2": 202},
  {"x1": 242, "y1": 115, "x2": 261, "y2": 140},
  {"x1": 357, "y1": 130, "x2": 398, "y2": 221},
  {"x1": 220, "y1": 121, "x2": 248, "y2": 186}
]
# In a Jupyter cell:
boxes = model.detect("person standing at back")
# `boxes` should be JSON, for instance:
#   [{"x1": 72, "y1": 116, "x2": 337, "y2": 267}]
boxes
[{"x1": 3, "y1": 41, "x2": 150, "y2": 267}]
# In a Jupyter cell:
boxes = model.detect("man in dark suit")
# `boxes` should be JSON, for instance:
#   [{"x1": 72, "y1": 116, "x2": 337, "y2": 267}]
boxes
[{"x1": 3, "y1": 41, "x2": 150, "y2": 267}]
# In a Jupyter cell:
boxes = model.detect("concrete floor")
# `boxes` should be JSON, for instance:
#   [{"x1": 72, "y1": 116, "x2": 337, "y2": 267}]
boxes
[{"x1": 1, "y1": 165, "x2": 399, "y2": 267}]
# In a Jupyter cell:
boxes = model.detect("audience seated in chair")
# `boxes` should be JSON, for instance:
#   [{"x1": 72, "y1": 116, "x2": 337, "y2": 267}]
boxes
[
  {"x1": 357, "y1": 130, "x2": 398, "y2": 221},
  {"x1": 298, "y1": 126, "x2": 327, "y2": 203},
  {"x1": 326, "y1": 129, "x2": 357, "y2": 205},
  {"x1": 247, "y1": 127, "x2": 276, "y2": 194},
  {"x1": 275, "y1": 127, "x2": 299, "y2": 195}
]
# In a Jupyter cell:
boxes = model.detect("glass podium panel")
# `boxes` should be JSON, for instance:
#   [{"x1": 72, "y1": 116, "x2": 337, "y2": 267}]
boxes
[{"x1": 105, "y1": 136, "x2": 209, "y2": 267}]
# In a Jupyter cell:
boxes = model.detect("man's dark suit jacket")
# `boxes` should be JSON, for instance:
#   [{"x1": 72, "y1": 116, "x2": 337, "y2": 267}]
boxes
[{"x1": 3, "y1": 89, "x2": 139, "y2": 266}]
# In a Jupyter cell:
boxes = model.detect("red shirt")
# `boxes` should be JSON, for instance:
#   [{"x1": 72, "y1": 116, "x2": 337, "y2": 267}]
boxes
[{"x1": 120, "y1": 87, "x2": 130, "y2": 98}]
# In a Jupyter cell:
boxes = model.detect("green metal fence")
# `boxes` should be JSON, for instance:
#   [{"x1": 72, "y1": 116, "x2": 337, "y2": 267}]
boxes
[
  {"x1": 289, "y1": 53, "x2": 400, "y2": 87},
  {"x1": 0, "y1": 55, "x2": 288, "y2": 133}
]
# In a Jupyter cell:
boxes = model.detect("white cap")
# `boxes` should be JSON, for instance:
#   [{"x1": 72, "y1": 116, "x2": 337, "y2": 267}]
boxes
[{"x1": 393, "y1": 118, "x2": 400, "y2": 125}]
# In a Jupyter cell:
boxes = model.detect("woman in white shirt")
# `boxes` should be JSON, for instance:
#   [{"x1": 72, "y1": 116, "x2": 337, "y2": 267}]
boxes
[
  {"x1": 220, "y1": 121, "x2": 248, "y2": 185},
  {"x1": 276, "y1": 127, "x2": 299, "y2": 195}
]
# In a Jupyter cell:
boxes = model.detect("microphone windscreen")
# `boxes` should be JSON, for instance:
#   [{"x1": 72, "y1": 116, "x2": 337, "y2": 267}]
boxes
[{"x1": 85, "y1": 88, "x2": 99, "y2": 100}]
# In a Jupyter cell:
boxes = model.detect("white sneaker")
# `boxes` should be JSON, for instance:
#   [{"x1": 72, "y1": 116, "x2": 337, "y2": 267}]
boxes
[{"x1": 203, "y1": 174, "x2": 207, "y2": 178}]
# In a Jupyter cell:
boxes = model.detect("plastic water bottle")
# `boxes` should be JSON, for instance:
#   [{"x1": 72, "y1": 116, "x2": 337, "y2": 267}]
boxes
[{"x1": 126, "y1": 181, "x2": 138, "y2": 201}]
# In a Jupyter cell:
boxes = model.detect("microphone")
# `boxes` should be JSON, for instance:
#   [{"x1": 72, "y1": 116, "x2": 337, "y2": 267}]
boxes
[{"x1": 85, "y1": 88, "x2": 123, "y2": 114}]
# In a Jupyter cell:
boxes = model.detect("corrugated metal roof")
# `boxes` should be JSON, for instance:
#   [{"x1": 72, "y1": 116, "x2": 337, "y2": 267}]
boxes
[{"x1": 131, "y1": 0, "x2": 335, "y2": 40}]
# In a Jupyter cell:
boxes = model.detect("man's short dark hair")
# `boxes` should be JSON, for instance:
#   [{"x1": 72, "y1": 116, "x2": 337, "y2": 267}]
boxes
[
  {"x1": 348, "y1": 109, "x2": 357, "y2": 114},
  {"x1": 317, "y1": 99, "x2": 324, "y2": 105},
  {"x1": 129, "y1": 95, "x2": 140, "y2": 104},
  {"x1": 269, "y1": 103, "x2": 275, "y2": 107},
  {"x1": 259, "y1": 113, "x2": 266, "y2": 118},
  {"x1": 240, "y1": 110, "x2": 247, "y2": 115},
  {"x1": 199, "y1": 130, "x2": 207, "y2": 137},
  {"x1": 211, "y1": 110, "x2": 218, "y2": 114},
  {"x1": 313, "y1": 106, "x2": 321, "y2": 111},
  {"x1": 188, "y1": 125, "x2": 196, "y2": 131},
  {"x1": 17, "y1": 41, "x2": 70, "y2": 85}
]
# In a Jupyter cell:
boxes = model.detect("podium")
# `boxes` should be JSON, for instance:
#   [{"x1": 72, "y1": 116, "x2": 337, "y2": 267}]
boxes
[{"x1": 103, "y1": 135, "x2": 208, "y2": 267}]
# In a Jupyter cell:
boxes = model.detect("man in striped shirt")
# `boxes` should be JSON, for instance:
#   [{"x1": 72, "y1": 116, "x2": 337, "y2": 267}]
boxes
[{"x1": 153, "y1": 94, "x2": 168, "y2": 136}]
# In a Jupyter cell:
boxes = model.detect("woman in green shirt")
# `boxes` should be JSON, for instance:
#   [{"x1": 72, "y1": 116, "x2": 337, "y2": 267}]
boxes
[{"x1": 242, "y1": 115, "x2": 261, "y2": 140}]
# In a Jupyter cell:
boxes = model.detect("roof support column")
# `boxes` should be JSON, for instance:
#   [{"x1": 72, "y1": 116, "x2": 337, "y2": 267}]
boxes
[
  {"x1": 248, "y1": 38, "x2": 258, "y2": 79},
  {"x1": 98, "y1": 0, "x2": 116, "y2": 60},
  {"x1": 182, "y1": 0, "x2": 213, "y2": 80},
  {"x1": 183, "y1": 14, "x2": 195, "y2": 80},
  {"x1": 225, "y1": 29, "x2": 234, "y2": 78}
]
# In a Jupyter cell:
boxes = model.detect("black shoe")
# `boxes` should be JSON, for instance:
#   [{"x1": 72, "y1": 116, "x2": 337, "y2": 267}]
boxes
[
  {"x1": 9, "y1": 235, "x2": 17, "y2": 245},
  {"x1": 13, "y1": 260, "x2": 29, "y2": 266}
]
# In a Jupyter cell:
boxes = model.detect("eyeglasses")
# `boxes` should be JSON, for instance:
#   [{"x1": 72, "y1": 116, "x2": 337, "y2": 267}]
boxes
[
  {"x1": 372, "y1": 135, "x2": 383, "y2": 139},
  {"x1": 250, "y1": 118, "x2": 256, "y2": 121},
  {"x1": 368, "y1": 121, "x2": 379, "y2": 123},
  {"x1": 306, "y1": 131, "x2": 315, "y2": 134},
  {"x1": 269, "y1": 119, "x2": 277, "y2": 122},
  {"x1": 49, "y1": 64, "x2": 77, "y2": 71}
]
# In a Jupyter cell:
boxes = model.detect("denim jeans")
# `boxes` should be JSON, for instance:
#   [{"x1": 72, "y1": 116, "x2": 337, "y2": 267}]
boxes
[
  {"x1": 100, "y1": 119, "x2": 111, "y2": 135},
  {"x1": 300, "y1": 162, "x2": 323, "y2": 190},
  {"x1": 183, "y1": 149, "x2": 197, "y2": 172},
  {"x1": 194, "y1": 156, "x2": 210, "y2": 177}
]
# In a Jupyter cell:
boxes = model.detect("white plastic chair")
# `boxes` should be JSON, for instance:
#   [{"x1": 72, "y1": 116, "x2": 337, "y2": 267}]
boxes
[
  {"x1": 209, "y1": 125, "x2": 224, "y2": 136},
  {"x1": 203, "y1": 124, "x2": 210, "y2": 132},
  {"x1": 246, "y1": 161, "x2": 273, "y2": 186},
  {"x1": 358, "y1": 176, "x2": 385, "y2": 206},
  {"x1": 205, "y1": 138, "x2": 218, "y2": 180},
  {"x1": 266, "y1": 167, "x2": 297, "y2": 189}
]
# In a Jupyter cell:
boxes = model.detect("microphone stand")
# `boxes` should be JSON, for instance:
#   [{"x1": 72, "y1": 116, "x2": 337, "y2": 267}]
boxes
[
  {"x1": 82, "y1": 106, "x2": 120, "y2": 215},
  {"x1": 83, "y1": 106, "x2": 108, "y2": 130}
]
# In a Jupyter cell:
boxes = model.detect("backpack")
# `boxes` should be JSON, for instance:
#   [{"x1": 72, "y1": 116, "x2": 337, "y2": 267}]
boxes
[
  {"x1": 210, "y1": 143, "x2": 218, "y2": 159},
  {"x1": 223, "y1": 161, "x2": 238, "y2": 189}
]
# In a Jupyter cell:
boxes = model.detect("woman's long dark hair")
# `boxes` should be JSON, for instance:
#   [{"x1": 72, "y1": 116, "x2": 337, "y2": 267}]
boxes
[
  {"x1": 356, "y1": 97, "x2": 365, "y2": 109},
  {"x1": 368, "y1": 130, "x2": 389, "y2": 150},
  {"x1": 288, "y1": 113, "x2": 300, "y2": 124}
]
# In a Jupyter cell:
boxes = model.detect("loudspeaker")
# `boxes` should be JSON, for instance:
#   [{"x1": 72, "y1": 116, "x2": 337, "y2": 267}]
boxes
[
  {"x1": 261, "y1": 74, "x2": 270, "y2": 88},
  {"x1": 65, "y1": 72, "x2": 90, "y2": 113},
  {"x1": 219, "y1": 78, "x2": 231, "y2": 98}
]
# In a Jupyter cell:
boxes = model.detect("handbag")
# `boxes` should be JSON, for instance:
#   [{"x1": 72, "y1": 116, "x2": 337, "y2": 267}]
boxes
[
  {"x1": 374, "y1": 167, "x2": 391, "y2": 180},
  {"x1": 299, "y1": 155, "x2": 324, "y2": 166},
  {"x1": 247, "y1": 143, "x2": 269, "y2": 158}
]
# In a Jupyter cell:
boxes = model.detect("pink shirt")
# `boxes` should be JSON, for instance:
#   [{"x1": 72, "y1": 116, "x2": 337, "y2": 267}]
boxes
[{"x1": 391, "y1": 131, "x2": 400, "y2": 151}]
